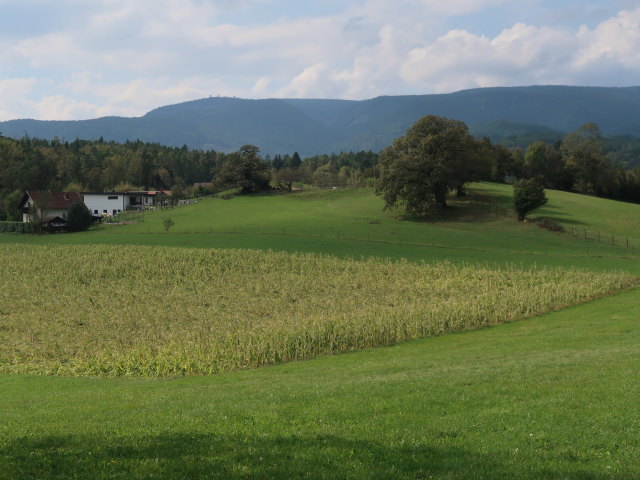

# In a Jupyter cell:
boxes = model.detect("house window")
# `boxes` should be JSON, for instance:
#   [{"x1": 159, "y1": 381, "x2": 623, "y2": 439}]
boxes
[
  {"x1": 108, "y1": 196, "x2": 118, "y2": 200},
  {"x1": 94, "y1": 210, "x2": 98, "y2": 214},
  {"x1": 103, "y1": 210, "x2": 107, "y2": 214}
]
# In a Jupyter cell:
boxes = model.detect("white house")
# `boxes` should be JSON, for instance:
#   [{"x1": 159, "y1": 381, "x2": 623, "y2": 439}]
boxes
[
  {"x1": 126, "y1": 191, "x2": 162, "y2": 210},
  {"x1": 82, "y1": 192, "x2": 129, "y2": 217},
  {"x1": 18, "y1": 191, "x2": 83, "y2": 224},
  {"x1": 82, "y1": 191, "x2": 168, "y2": 217}
]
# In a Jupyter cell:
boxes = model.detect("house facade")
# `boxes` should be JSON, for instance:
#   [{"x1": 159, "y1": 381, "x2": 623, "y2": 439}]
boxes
[
  {"x1": 126, "y1": 191, "x2": 163, "y2": 210},
  {"x1": 18, "y1": 190, "x2": 170, "y2": 222},
  {"x1": 82, "y1": 191, "x2": 168, "y2": 217},
  {"x1": 81, "y1": 193, "x2": 128, "y2": 217},
  {"x1": 19, "y1": 191, "x2": 83, "y2": 224}
]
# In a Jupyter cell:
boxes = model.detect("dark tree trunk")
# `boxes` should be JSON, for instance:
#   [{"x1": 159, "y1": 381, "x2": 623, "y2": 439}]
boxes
[{"x1": 435, "y1": 185, "x2": 448, "y2": 208}]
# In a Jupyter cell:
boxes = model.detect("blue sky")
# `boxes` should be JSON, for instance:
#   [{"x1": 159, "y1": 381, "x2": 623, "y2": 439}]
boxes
[{"x1": 0, "y1": 0, "x2": 638, "y2": 120}]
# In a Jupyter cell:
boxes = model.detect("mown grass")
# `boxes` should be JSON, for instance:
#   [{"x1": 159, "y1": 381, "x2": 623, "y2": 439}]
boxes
[
  {"x1": 3, "y1": 244, "x2": 634, "y2": 376},
  {"x1": 1, "y1": 186, "x2": 637, "y2": 273},
  {"x1": 1, "y1": 288, "x2": 639, "y2": 479},
  {"x1": 470, "y1": 182, "x2": 640, "y2": 239},
  {"x1": 1, "y1": 184, "x2": 639, "y2": 478}
]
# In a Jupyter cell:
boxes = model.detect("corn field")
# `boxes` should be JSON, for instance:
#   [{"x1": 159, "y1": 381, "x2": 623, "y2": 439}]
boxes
[{"x1": 0, "y1": 244, "x2": 636, "y2": 377}]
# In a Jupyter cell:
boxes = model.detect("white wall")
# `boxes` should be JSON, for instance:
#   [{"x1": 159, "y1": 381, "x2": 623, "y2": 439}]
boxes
[
  {"x1": 21, "y1": 198, "x2": 69, "y2": 222},
  {"x1": 82, "y1": 194, "x2": 128, "y2": 216}
]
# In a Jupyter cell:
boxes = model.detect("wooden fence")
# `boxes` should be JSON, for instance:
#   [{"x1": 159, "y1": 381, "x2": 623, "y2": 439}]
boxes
[
  {"x1": 471, "y1": 198, "x2": 639, "y2": 255},
  {"x1": 562, "y1": 224, "x2": 640, "y2": 253}
]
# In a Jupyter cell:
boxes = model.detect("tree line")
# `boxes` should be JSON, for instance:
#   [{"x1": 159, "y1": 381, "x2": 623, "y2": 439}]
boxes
[
  {"x1": 2, "y1": 117, "x2": 640, "y2": 221},
  {"x1": 0, "y1": 134, "x2": 379, "y2": 220}
]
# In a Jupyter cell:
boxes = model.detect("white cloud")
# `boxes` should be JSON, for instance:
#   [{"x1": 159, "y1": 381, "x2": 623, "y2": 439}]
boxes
[
  {"x1": 398, "y1": 8, "x2": 640, "y2": 93},
  {"x1": 0, "y1": 78, "x2": 38, "y2": 120},
  {"x1": 573, "y1": 7, "x2": 640, "y2": 69},
  {"x1": 411, "y1": 0, "x2": 520, "y2": 16},
  {"x1": 251, "y1": 77, "x2": 271, "y2": 96},
  {"x1": 9, "y1": 33, "x2": 87, "y2": 69},
  {"x1": 330, "y1": 24, "x2": 406, "y2": 98},
  {"x1": 1, "y1": 1, "x2": 640, "y2": 120},
  {"x1": 276, "y1": 64, "x2": 338, "y2": 98},
  {"x1": 33, "y1": 95, "x2": 101, "y2": 121}
]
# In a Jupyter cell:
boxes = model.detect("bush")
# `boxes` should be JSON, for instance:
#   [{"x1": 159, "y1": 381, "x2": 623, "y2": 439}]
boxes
[
  {"x1": 513, "y1": 178, "x2": 548, "y2": 221},
  {"x1": 0, "y1": 221, "x2": 37, "y2": 234},
  {"x1": 66, "y1": 202, "x2": 94, "y2": 232}
]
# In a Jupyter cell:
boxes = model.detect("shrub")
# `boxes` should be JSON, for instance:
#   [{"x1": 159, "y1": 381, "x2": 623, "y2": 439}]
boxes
[
  {"x1": 514, "y1": 178, "x2": 548, "y2": 221},
  {"x1": 66, "y1": 202, "x2": 94, "y2": 232}
]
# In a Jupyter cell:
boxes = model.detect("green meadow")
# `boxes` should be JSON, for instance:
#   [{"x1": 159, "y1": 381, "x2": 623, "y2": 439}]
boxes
[
  {"x1": 473, "y1": 182, "x2": 640, "y2": 238},
  {"x1": 1, "y1": 184, "x2": 639, "y2": 479},
  {"x1": 2, "y1": 184, "x2": 638, "y2": 270}
]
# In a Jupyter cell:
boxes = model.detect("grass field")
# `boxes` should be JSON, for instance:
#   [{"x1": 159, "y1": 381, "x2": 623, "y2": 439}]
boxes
[
  {"x1": 472, "y1": 182, "x2": 640, "y2": 239},
  {"x1": 1, "y1": 289, "x2": 638, "y2": 479},
  {"x1": 1, "y1": 184, "x2": 639, "y2": 478},
  {"x1": 1, "y1": 185, "x2": 638, "y2": 272}
]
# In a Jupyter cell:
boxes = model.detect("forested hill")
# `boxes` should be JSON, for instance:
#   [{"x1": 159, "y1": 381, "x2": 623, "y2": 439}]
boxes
[{"x1": 1, "y1": 86, "x2": 639, "y2": 156}]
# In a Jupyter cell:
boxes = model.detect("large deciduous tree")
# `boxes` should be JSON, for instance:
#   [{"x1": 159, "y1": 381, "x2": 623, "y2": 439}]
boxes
[
  {"x1": 213, "y1": 145, "x2": 271, "y2": 194},
  {"x1": 560, "y1": 123, "x2": 608, "y2": 194},
  {"x1": 375, "y1": 115, "x2": 480, "y2": 216},
  {"x1": 1, "y1": 189, "x2": 23, "y2": 221},
  {"x1": 523, "y1": 141, "x2": 566, "y2": 188}
]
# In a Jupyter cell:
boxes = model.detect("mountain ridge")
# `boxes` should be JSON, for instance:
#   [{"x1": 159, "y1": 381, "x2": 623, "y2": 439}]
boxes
[{"x1": 1, "y1": 86, "x2": 639, "y2": 156}]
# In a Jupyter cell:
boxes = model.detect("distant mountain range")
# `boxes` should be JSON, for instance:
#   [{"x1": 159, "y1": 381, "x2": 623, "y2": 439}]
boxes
[{"x1": 1, "y1": 86, "x2": 639, "y2": 156}]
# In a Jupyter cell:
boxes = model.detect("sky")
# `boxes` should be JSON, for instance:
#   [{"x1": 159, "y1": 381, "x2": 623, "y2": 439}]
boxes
[{"x1": 0, "y1": 0, "x2": 639, "y2": 121}]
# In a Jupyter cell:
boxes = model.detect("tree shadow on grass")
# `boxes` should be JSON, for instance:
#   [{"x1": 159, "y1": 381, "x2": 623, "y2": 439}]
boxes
[
  {"x1": 534, "y1": 215, "x2": 589, "y2": 227},
  {"x1": 400, "y1": 204, "x2": 511, "y2": 225},
  {"x1": 1, "y1": 432, "x2": 622, "y2": 480}
]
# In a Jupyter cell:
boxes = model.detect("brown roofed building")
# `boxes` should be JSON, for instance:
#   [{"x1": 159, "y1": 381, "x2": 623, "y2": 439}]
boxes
[{"x1": 18, "y1": 191, "x2": 83, "y2": 224}]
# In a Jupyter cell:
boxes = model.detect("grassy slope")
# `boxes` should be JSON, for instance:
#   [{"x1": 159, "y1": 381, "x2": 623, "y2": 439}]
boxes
[
  {"x1": 1, "y1": 186, "x2": 638, "y2": 272},
  {"x1": 471, "y1": 182, "x2": 640, "y2": 239},
  {"x1": 1, "y1": 290, "x2": 638, "y2": 479},
  {"x1": 1, "y1": 185, "x2": 639, "y2": 478}
]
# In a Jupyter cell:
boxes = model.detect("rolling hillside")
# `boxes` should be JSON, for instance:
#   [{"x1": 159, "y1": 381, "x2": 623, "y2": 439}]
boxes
[
  {"x1": 1, "y1": 86, "x2": 639, "y2": 155},
  {"x1": 3, "y1": 184, "x2": 639, "y2": 272},
  {"x1": 1, "y1": 185, "x2": 639, "y2": 479}
]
